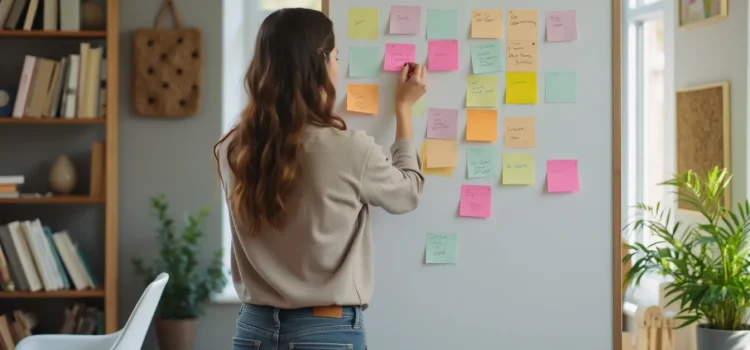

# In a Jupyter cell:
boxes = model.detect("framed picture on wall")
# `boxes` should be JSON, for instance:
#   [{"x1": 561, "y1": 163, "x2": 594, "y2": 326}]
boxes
[{"x1": 678, "y1": 0, "x2": 728, "y2": 29}]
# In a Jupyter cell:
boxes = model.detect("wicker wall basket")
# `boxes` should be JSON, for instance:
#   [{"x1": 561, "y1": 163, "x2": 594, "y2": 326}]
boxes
[{"x1": 132, "y1": 0, "x2": 203, "y2": 118}]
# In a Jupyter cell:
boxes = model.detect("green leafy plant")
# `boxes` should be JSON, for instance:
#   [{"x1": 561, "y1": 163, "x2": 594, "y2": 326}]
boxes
[
  {"x1": 132, "y1": 194, "x2": 227, "y2": 320},
  {"x1": 624, "y1": 167, "x2": 750, "y2": 330}
]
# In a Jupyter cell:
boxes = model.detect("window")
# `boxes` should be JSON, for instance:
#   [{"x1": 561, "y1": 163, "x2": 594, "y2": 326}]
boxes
[
  {"x1": 215, "y1": 0, "x2": 324, "y2": 302},
  {"x1": 622, "y1": 0, "x2": 674, "y2": 307}
]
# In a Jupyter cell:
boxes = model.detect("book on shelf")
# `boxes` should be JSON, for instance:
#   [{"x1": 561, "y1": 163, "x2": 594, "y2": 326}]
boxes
[
  {"x1": 0, "y1": 176, "x2": 23, "y2": 199},
  {"x1": 7, "y1": 42, "x2": 106, "y2": 119},
  {"x1": 61, "y1": 302, "x2": 103, "y2": 335},
  {"x1": 0, "y1": 309, "x2": 36, "y2": 349},
  {"x1": 0, "y1": 0, "x2": 84, "y2": 31},
  {"x1": 0, "y1": 219, "x2": 98, "y2": 293}
]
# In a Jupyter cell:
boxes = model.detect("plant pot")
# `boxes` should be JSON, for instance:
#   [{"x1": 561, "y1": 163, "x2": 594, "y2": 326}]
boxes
[
  {"x1": 697, "y1": 324, "x2": 750, "y2": 350},
  {"x1": 156, "y1": 318, "x2": 198, "y2": 350}
]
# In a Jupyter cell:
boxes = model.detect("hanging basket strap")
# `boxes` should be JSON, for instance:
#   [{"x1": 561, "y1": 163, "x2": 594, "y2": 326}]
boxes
[{"x1": 154, "y1": 0, "x2": 183, "y2": 29}]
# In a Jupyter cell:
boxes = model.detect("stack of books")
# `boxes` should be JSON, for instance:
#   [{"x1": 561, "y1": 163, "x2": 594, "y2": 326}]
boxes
[
  {"x1": 0, "y1": 310, "x2": 36, "y2": 349},
  {"x1": 6, "y1": 43, "x2": 106, "y2": 119},
  {"x1": 0, "y1": 219, "x2": 98, "y2": 292},
  {"x1": 61, "y1": 303, "x2": 103, "y2": 335},
  {"x1": 0, "y1": 176, "x2": 23, "y2": 199},
  {"x1": 0, "y1": 0, "x2": 84, "y2": 31}
]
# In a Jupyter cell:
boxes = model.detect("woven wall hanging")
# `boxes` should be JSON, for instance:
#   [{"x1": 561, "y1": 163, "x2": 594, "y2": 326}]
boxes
[{"x1": 132, "y1": 0, "x2": 203, "y2": 118}]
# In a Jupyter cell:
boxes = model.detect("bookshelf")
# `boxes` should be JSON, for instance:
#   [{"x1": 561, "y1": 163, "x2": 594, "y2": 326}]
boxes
[{"x1": 0, "y1": 0, "x2": 119, "y2": 337}]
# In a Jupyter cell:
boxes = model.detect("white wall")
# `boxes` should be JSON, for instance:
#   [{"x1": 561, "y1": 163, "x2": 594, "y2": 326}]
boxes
[{"x1": 674, "y1": 0, "x2": 749, "y2": 205}]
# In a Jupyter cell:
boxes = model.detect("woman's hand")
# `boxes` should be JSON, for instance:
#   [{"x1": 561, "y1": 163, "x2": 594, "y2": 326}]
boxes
[{"x1": 395, "y1": 63, "x2": 427, "y2": 112}]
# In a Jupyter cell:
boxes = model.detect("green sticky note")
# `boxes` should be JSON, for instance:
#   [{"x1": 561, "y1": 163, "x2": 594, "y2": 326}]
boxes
[
  {"x1": 427, "y1": 9, "x2": 458, "y2": 39},
  {"x1": 545, "y1": 71, "x2": 577, "y2": 103},
  {"x1": 471, "y1": 42, "x2": 504, "y2": 74},
  {"x1": 412, "y1": 96, "x2": 425, "y2": 116},
  {"x1": 467, "y1": 147, "x2": 499, "y2": 178},
  {"x1": 349, "y1": 47, "x2": 381, "y2": 78},
  {"x1": 425, "y1": 232, "x2": 457, "y2": 264},
  {"x1": 349, "y1": 8, "x2": 379, "y2": 40},
  {"x1": 502, "y1": 152, "x2": 534, "y2": 185},
  {"x1": 466, "y1": 75, "x2": 499, "y2": 107}
]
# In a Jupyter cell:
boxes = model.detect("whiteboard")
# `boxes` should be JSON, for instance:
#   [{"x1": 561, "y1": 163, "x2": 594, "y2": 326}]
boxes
[{"x1": 329, "y1": 0, "x2": 615, "y2": 349}]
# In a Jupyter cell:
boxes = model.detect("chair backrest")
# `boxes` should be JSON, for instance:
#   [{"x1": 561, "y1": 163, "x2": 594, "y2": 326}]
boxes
[{"x1": 110, "y1": 273, "x2": 169, "y2": 350}]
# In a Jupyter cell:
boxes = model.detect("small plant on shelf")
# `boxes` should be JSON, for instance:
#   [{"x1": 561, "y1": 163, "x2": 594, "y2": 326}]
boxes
[
  {"x1": 131, "y1": 194, "x2": 226, "y2": 350},
  {"x1": 624, "y1": 167, "x2": 750, "y2": 350}
]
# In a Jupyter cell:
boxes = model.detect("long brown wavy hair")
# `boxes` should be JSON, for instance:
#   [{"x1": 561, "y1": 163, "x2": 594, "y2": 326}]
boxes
[{"x1": 214, "y1": 8, "x2": 346, "y2": 235}]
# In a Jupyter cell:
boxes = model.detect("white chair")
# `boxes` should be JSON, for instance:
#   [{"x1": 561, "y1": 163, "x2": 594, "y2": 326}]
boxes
[{"x1": 16, "y1": 272, "x2": 169, "y2": 350}]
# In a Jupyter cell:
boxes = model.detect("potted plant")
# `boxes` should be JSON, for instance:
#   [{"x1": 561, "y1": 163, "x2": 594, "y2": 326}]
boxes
[
  {"x1": 132, "y1": 194, "x2": 227, "y2": 350},
  {"x1": 624, "y1": 167, "x2": 750, "y2": 350}
]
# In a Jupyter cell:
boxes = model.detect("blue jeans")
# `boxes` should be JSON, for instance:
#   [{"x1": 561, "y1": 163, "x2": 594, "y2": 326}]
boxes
[{"x1": 231, "y1": 304, "x2": 367, "y2": 350}]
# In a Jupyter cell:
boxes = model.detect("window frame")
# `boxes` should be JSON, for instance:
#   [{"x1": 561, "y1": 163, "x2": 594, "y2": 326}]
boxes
[{"x1": 621, "y1": 0, "x2": 675, "y2": 306}]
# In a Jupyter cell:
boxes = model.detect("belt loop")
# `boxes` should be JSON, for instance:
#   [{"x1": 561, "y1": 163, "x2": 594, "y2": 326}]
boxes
[
  {"x1": 273, "y1": 308, "x2": 281, "y2": 329},
  {"x1": 353, "y1": 306, "x2": 361, "y2": 329}
]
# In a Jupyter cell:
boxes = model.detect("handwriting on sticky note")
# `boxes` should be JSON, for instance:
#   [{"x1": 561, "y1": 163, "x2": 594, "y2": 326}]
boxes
[
  {"x1": 503, "y1": 153, "x2": 534, "y2": 185},
  {"x1": 384, "y1": 43, "x2": 416, "y2": 71},
  {"x1": 546, "y1": 10, "x2": 577, "y2": 42},
  {"x1": 390, "y1": 5, "x2": 421, "y2": 34},
  {"x1": 466, "y1": 75, "x2": 498, "y2": 108},
  {"x1": 504, "y1": 116, "x2": 535, "y2": 148},
  {"x1": 425, "y1": 232, "x2": 457, "y2": 264},
  {"x1": 506, "y1": 40, "x2": 537, "y2": 72},
  {"x1": 425, "y1": 139, "x2": 457, "y2": 168},
  {"x1": 349, "y1": 47, "x2": 381, "y2": 78},
  {"x1": 427, "y1": 40, "x2": 459, "y2": 71},
  {"x1": 427, "y1": 8, "x2": 458, "y2": 39},
  {"x1": 466, "y1": 109, "x2": 497, "y2": 142},
  {"x1": 413, "y1": 96, "x2": 426, "y2": 116},
  {"x1": 471, "y1": 9, "x2": 503, "y2": 38},
  {"x1": 346, "y1": 84, "x2": 378, "y2": 114},
  {"x1": 421, "y1": 141, "x2": 453, "y2": 177},
  {"x1": 545, "y1": 71, "x2": 577, "y2": 103},
  {"x1": 426, "y1": 108, "x2": 458, "y2": 140},
  {"x1": 348, "y1": 8, "x2": 379, "y2": 40},
  {"x1": 459, "y1": 185, "x2": 491, "y2": 218},
  {"x1": 471, "y1": 42, "x2": 504, "y2": 74},
  {"x1": 467, "y1": 147, "x2": 498, "y2": 179},
  {"x1": 505, "y1": 72, "x2": 537, "y2": 104},
  {"x1": 547, "y1": 159, "x2": 579, "y2": 192},
  {"x1": 507, "y1": 9, "x2": 538, "y2": 40}
]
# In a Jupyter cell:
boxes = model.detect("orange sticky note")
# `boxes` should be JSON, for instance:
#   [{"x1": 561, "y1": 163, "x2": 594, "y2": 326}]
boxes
[
  {"x1": 421, "y1": 142, "x2": 453, "y2": 177},
  {"x1": 506, "y1": 40, "x2": 538, "y2": 72},
  {"x1": 346, "y1": 84, "x2": 379, "y2": 114},
  {"x1": 471, "y1": 9, "x2": 503, "y2": 39},
  {"x1": 507, "y1": 9, "x2": 539, "y2": 41},
  {"x1": 425, "y1": 139, "x2": 457, "y2": 168},
  {"x1": 466, "y1": 109, "x2": 498, "y2": 142},
  {"x1": 504, "y1": 116, "x2": 535, "y2": 148}
]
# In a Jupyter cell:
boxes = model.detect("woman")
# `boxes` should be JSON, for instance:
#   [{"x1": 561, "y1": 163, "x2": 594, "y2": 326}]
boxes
[{"x1": 215, "y1": 8, "x2": 426, "y2": 350}]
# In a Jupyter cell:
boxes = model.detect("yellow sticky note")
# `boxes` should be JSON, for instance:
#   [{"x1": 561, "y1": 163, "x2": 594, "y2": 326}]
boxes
[
  {"x1": 421, "y1": 142, "x2": 453, "y2": 177},
  {"x1": 507, "y1": 9, "x2": 538, "y2": 40},
  {"x1": 504, "y1": 116, "x2": 535, "y2": 148},
  {"x1": 503, "y1": 152, "x2": 534, "y2": 185},
  {"x1": 506, "y1": 40, "x2": 538, "y2": 72},
  {"x1": 471, "y1": 9, "x2": 503, "y2": 39},
  {"x1": 466, "y1": 75, "x2": 499, "y2": 108},
  {"x1": 466, "y1": 109, "x2": 498, "y2": 142},
  {"x1": 347, "y1": 84, "x2": 379, "y2": 114},
  {"x1": 425, "y1": 139, "x2": 457, "y2": 168},
  {"x1": 349, "y1": 8, "x2": 379, "y2": 40},
  {"x1": 506, "y1": 72, "x2": 537, "y2": 104}
]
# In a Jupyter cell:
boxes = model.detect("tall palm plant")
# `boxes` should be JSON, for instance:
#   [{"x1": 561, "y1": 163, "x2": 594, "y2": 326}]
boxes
[{"x1": 624, "y1": 167, "x2": 750, "y2": 330}]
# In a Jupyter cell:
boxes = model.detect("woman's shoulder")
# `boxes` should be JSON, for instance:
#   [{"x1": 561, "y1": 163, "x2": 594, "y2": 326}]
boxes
[{"x1": 307, "y1": 127, "x2": 376, "y2": 154}]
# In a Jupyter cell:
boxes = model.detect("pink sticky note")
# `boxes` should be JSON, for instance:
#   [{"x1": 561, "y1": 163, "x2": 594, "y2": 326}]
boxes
[
  {"x1": 384, "y1": 43, "x2": 416, "y2": 71},
  {"x1": 428, "y1": 40, "x2": 459, "y2": 71},
  {"x1": 547, "y1": 159, "x2": 579, "y2": 192},
  {"x1": 546, "y1": 10, "x2": 577, "y2": 42},
  {"x1": 426, "y1": 108, "x2": 458, "y2": 140},
  {"x1": 459, "y1": 185, "x2": 491, "y2": 218},
  {"x1": 390, "y1": 5, "x2": 421, "y2": 34}
]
